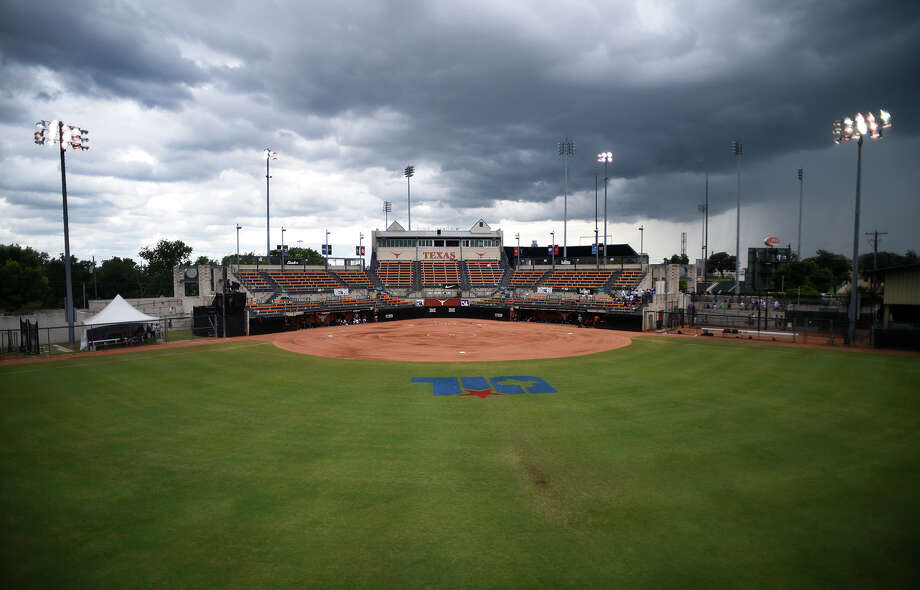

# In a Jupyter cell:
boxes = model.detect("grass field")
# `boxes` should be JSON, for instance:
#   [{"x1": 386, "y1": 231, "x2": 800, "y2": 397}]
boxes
[{"x1": 1, "y1": 335, "x2": 919, "y2": 588}]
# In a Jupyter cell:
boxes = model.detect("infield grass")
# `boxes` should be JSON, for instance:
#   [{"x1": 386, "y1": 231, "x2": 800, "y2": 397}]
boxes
[{"x1": 1, "y1": 334, "x2": 919, "y2": 588}]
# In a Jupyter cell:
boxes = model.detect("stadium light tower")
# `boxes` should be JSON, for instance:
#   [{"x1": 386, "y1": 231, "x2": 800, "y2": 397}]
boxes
[
  {"x1": 731, "y1": 140, "x2": 743, "y2": 293},
  {"x1": 383, "y1": 200, "x2": 392, "y2": 228},
  {"x1": 550, "y1": 230, "x2": 556, "y2": 270},
  {"x1": 236, "y1": 224, "x2": 242, "y2": 273},
  {"x1": 325, "y1": 229, "x2": 331, "y2": 270},
  {"x1": 558, "y1": 139, "x2": 575, "y2": 259},
  {"x1": 833, "y1": 108, "x2": 892, "y2": 345},
  {"x1": 594, "y1": 175, "x2": 599, "y2": 269},
  {"x1": 597, "y1": 151, "x2": 613, "y2": 259},
  {"x1": 281, "y1": 226, "x2": 286, "y2": 273},
  {"x1": 796, "y1": 168, "x2": 804, "y2": 260},
  {"x1": 264, "y1": 148, "x2": 277, "y2": 263},
  {"x1": 404, "y1": 165, "x2": 415, "y2": 230},
  {"x1": 515, "y1": 232, "x2": 521, "y2": 267},
  {"x1": 638, "y1": 225, "x2": 644, "y2": 257},
  {"x1": 33, "y1": 119, "x2": 89, "y2": 345}
]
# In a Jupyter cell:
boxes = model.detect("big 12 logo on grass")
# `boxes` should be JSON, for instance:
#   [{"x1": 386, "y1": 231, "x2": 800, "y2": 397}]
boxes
[{"x1": 412, "y1": 376, "x2": 557, "y2": 398}]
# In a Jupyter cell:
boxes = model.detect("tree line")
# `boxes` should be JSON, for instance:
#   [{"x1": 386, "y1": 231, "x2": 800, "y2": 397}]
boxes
[
  {"x1": 0, "y1": 240, "x2": 323, "y2": 312},
  {"x1": 685, "y1": 248, "x2": 918, "y2": 295}
]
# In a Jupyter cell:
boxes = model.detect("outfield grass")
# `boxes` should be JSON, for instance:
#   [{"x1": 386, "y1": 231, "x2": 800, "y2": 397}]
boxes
[{"x1": 1, "y1": 336, "x2": 919, "y2": 588}]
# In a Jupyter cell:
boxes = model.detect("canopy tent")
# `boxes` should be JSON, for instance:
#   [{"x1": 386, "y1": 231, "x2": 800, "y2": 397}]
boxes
[{"x1": 80, "y1": 295, "x2": 159, "y2": 350}]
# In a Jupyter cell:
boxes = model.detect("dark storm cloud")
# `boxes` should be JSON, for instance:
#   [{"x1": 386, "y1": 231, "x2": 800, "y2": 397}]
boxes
[{"x1": 1, "y1": 0, "x2": 919, "y2": 259}]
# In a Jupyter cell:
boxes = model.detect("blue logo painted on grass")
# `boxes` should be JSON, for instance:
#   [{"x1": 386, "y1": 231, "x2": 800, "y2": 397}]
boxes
[{"x1": 412, "y1": 376, "x2": 557, "y2": 397}]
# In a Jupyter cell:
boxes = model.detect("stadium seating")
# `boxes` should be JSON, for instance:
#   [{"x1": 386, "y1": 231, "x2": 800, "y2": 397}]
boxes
[
  {"x1": 609, "y1": 269, "x2": 643, "y2": 290},
  {"x1": 266, "y1": 270, "x2": 341, "y2": 291},
  {"x1": 541, "y1": 269, "x2": 613, "y2": 289},
  {"x1": 509, "y1": 270, "x2": 546, "y2": 287},
  {"x1": 375, "y1": 261, "x2": 414, "y2": 286},
  {"x1": 465, "y1": 260, "x2": 504, "y2": 286},
  {"x1": 420, "y1": 261, "x2": 460, "y2": 286},
  {"x1": 334, "y1": 270, "x2": 373, "y2": 287},
  {"x1": 236, "y1": 270, "x2": 274, "y2": 291}
]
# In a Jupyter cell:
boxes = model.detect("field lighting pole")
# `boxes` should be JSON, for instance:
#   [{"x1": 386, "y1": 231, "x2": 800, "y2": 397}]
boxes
[
  {"x1": 281, "y1": 226, "x2": 286, "y2": 273},
  {"x1": 731, "y1": 140, "x2": 743, "y2": 294},
  {"x1": 550, "y1": 230, "x2": 556, "y2": 270},
  {"x1": 594, "y1": 174, "x2": 600, "y2": 269},
  {"x1": 697, "y1": 175, "x2": 710, "y2": 282},
  {"x1": 34, "y1": 120, "x2": 89, "y2": 345},
  {"x1": 359, "y1": 232, "x2": 365, "y2": 270},
  {"x1": 383, "y1": 200, "x2": 392, "y2": 228},
  {"x1": 597, "y1": 151, "x2": 613, "y2": 259},
  {"x1": 236, "y1": 224, "x2": 242, "y2": 273},
  {"x1": 325, "y1": 229, "x2": 331, "y2": 270},
  {"x1": 265, "y1": 149, "x2": 277, "y2": 263},
  {"x1": 404, "y1": 165, "x2": 414, "y2": 230},
  {"x1": 558, "y1": 139, "x2": 575, "y2": 259},
  {"x1": 515, "y1": 232, "x2": 521, "y2": 268},
  {"x1": 796, "y1": 168, "x2": 804, "y2": 259},
  {"x1": 833, "y1": 109, "x2": 892, "y2": 346}
]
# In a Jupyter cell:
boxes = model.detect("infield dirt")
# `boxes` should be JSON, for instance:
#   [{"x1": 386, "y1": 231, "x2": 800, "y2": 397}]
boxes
[{"x1": 258, "y1": 318, "x2": 633, "y2": 362}]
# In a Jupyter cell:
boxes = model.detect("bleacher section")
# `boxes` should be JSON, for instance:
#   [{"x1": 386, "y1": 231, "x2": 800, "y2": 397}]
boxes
[
  {"x1": 376, "y1": 261, "x2": 414, "y2": 286},
  {"x1": 609, "y1": 269, "x2": 643, "y2": 290},
  {"x1": 509, "y1": 270, "x2": 546, "y2": 287},
  {"x1": 334, "y1": 270, "x2": 373, "y2": 288},
  {"x1": 235, "y1": 270, "x2": 274, "y2": 291},
  {"x1": 248, "y1": 295, "x2": 379, "y2": 315},
  {"x1": 465, "y1": 260, "x2": 504, "y2": 286},
  {"x1": 266, "y1": 271, "x2": 340, "y2": 291},
  {"x1": 420, "y1": 261, "x2": 460, "y2": 286},
  {"x1": 541, "y1": 269, "x2": 613, "y2": 290}
]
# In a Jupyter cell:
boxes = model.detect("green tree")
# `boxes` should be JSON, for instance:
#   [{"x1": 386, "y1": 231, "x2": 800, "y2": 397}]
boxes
[
  {"x1": 194, "y1": 255, "x2": 217, "y2": 266},
  {"x1": 707, "y1": 252, "x2": 735, "y2": 278},
  {"x1": 221, "y1": 251, "x2": 265, "y2": 267},
  {"x1": 139, "y1": 239, "x2": 193, "y2": 297},
  {"x1": 808, "y1": 250, "x2": 850, "y2": 291},
  {"x1": 0, "y1": 244, "x2": 51, "y2": 311},
  {"x1": 668, "y1": 253, "x2": 690, "y2": 265},
  {"x1": 285, "y1": 247, "x2": 324, "y2": 265},
  {"x1": 96, "y1": 257, "x2": 145, "y2": 299},
  {"x1": 0, "y1": 259, "x2": 49, "y2": 311}
]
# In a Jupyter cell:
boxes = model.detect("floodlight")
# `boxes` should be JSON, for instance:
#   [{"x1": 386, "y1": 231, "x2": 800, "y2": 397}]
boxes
[
  {"x1": 832, "y1": 120, "x2": 843, "y2": 143},
  {"x1": 879, "y1": 109, "x2": 892, "y2": 128},
  {"x1": 855, "y1": 113, "x2": 868, "y2": 136},
  {"x1": 866, "y1": 112, "x2": 880, "y2": 139}
]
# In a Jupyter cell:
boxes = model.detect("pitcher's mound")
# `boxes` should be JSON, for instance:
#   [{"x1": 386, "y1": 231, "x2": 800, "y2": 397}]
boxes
[{"x1": 258, "y1": 318, "x2": 632, "y2": 362}]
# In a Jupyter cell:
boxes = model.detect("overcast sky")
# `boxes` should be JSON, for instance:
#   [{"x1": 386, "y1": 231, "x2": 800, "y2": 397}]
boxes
[{"x1": 1, "y1": 0, "x2": 918, "y2": 267}]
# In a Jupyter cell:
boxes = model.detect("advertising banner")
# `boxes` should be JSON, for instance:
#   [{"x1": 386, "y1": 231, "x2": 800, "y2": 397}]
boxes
[
  {"x1": 334, "y1": 288, "x2": 350, "y2": 296},
  {"x1": 537, "y1": 286, "x2": 553, "y2": 294},
  {"x1": 425, "y1": 298, "x2": 461, "y2": 307}
]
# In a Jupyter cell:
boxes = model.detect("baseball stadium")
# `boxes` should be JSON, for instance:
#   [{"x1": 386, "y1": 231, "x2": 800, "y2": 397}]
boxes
[{"x1": 2, "y1": 218, "x2": 919, "y2": 589}]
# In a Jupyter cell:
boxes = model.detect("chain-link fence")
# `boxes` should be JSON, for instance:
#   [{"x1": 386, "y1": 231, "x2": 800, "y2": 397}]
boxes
[{"x1": 0, "y1": 315, "x2": 205, "y2": 360}]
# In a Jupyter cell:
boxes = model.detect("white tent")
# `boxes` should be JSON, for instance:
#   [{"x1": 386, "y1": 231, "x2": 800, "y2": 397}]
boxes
[{"x1": 80, "y1": 295, "x2": 159, "y2": 350}]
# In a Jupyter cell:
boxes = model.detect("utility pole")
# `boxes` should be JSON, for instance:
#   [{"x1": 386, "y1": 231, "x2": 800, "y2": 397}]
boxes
[{"x1": 865, "y1": 229, "x2": 888, "y2": 287}]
